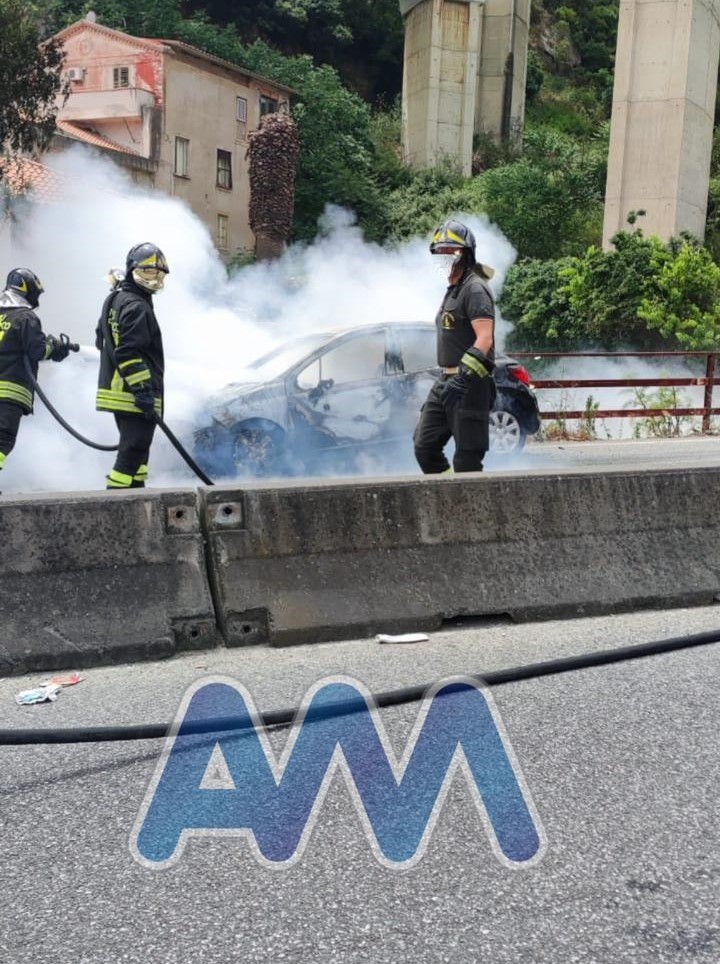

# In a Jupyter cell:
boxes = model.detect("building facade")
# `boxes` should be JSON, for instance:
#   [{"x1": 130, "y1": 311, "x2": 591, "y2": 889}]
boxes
[{"x1": 53, "y1": 17, "x2": 292, "y2": 259}]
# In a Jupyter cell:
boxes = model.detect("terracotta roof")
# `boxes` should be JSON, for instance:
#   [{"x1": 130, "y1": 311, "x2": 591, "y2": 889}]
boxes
[
  {"x1": 0, "y1": 158, "x2": 66, "y2": 202},
  {"x1": 53, "y1": 18, "x2": 294, "y2": 96},
  {"x1": 56, "y1": 120, "x2": 143, "y2": 157}
]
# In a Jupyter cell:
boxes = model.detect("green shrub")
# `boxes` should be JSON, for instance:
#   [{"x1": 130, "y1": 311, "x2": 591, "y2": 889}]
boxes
[{"x1": 638, "y1": 242, "x2": 720, "y2": 350}]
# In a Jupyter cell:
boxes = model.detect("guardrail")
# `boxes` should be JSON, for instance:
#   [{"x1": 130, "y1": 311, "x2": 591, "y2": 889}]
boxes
[{"x1": 511, "y1": 351, "x2": 720, "y2": 432}]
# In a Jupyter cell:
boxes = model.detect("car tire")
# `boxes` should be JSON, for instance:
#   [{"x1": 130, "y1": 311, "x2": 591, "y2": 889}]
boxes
[
  {"x1": 489, "y1": 409, "x2": 526, "y2": 455},
  {"x1": 231, "y1": 425, "x2": 288, "y2": 477}
]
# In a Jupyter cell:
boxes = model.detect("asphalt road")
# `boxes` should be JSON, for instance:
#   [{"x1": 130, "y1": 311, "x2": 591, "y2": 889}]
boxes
[
  {"x1": 1, "y1": 604, "x2": 719, "y2": 963},
  {"x1": 485, "y1": 434, "x2": 720, "y2": 473}
]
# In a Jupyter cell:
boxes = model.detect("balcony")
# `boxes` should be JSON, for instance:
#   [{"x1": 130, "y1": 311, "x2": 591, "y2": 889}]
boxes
[{"x1": 60, "y1": 86, "x2": 156, "y2": 122}]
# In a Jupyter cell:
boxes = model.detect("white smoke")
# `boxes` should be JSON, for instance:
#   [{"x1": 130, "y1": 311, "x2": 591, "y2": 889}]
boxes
[
  {"x1": 533, "y1": 354, "x2": 708, "y2": 441},
  {"x1": 1, "y1": 146, "x2": 517, "y2": 492}
]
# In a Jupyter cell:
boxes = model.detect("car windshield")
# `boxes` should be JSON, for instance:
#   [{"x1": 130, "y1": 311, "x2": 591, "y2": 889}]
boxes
[{"x1": 246, "y1": 333, "x2": 333, "y2": 380}]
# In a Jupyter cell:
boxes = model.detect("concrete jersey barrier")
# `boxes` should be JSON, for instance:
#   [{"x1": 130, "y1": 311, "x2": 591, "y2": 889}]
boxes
[
  {"x1": 2, "y1": 465, "x2": 719, "y2": 672},
  {"x1": 0, "y1": 489, "x2": 219, "y2": 675},
  {"x1": 202, "y1": 467, "x2": 720, "y2": 646}
]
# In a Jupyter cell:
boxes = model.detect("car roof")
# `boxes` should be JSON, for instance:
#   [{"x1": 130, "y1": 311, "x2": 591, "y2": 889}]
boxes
[
  {"x1": 314, "y1": 322, "x2": 516, "y2": 364},
  {"x1": 320, "y1": 321, "x2": 432, "y2": 337}
]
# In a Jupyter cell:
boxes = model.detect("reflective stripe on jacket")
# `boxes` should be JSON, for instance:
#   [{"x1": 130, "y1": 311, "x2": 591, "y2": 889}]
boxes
[
  {"x1": 0, "y1": 299, "x2": 52, "y2": 414},
  {"x1": 95, "y1": 280, "x2": 165, "y2": 416}
]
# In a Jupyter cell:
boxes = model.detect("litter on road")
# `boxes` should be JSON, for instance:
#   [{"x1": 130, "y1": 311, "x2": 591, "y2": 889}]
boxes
[
  {"x1": 42, "y1": 673, "x2": 84, "y2": 687},
  {"x1": 376, "y1": 632, "x2": 430, "y2": 644},
  {"x1": 15, "y1": 684, "x2": 62, "y2": 705}
]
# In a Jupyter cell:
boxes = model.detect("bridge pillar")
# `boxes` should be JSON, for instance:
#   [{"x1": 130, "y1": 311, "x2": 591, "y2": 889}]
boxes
[
  {"x1": 475, "y1": 0, "x2": 531, "y2": 145},
  {"x1": 400, "y1": 0, "x2": 483, "y2": 175},
  {"x1": 603, "y1": 0, "x2": 720, "y2": 246}
]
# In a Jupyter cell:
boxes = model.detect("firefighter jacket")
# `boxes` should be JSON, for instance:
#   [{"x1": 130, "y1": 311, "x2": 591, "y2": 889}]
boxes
[
  {"x1": 0, "y1": 290, "x2": 54, "y2": 414},
  {"x1": 95, "y1": 279, "x2": 165, "y2": 417}
]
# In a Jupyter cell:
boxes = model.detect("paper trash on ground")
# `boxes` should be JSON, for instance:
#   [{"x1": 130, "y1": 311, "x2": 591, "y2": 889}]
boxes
[
  {"x1": 15, "y1": 684, "x2": 63, "y2": 705},
  {"x1": 376, "y1": 633, "x2": 430, "y2": 644}
]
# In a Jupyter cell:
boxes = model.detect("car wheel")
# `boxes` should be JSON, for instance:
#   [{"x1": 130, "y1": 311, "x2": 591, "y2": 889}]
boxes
[
  {"x1": 232, "y1": 425, "x2": 287, "y2": 477},
  {"x1": 489, "y1": 409, "x2": 525, "y2": 455}
]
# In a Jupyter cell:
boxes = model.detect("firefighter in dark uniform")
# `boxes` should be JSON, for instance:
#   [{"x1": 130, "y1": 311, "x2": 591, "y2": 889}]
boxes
[
  {"x1": 96, "y1": 243, "x2": 169, "y2": 489},
  {"x1": 0, "y1": 268, "x2": 71, "y2": 485},
  {"x1": 414, "y1": 220, "x2": 496, "y2": 474}
]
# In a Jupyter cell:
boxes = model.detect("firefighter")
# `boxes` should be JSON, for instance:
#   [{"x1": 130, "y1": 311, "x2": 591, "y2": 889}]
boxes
[
  {"x1": 0, "y1": 268, "x2": 71, "y2": 486},
  {"x1": 414, "y1": 219, "x2": 496, "y2": 474},
  {"x1": 96, "y1": 243, "x2": 169, "y2": 489}
]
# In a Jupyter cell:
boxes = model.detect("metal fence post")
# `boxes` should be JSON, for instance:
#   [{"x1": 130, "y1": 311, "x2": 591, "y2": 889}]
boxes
[{"x1": 703, "y1": 354, "x2": 716, "y2": 434}]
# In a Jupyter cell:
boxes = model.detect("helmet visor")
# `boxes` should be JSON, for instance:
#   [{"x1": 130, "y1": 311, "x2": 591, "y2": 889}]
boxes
[{"x1": 133, "y1": 267, "x2": 166, "y2": 292}]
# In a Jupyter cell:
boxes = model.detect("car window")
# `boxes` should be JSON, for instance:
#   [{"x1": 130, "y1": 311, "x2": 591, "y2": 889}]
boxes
[
  {"x1": 320, "y1": 332, "x2": 386, "y2": 385},
  {"x1": 248, "y1": 333, "x2": 332, "y2": 380},
  {"x1": 296, "y1": 358, "x2": 320, "y2": 390},
  {"x1": 397, "y1": 327, "x2": 436, "y2": 372}
]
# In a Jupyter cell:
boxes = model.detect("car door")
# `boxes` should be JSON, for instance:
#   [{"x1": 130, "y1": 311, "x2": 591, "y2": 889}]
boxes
[
  {"x1": 287, "y1": 329, "x2": 393, "y2": 451},
  {"x1": 383, "y1": 325, "x2": 439, "y2": 441}
]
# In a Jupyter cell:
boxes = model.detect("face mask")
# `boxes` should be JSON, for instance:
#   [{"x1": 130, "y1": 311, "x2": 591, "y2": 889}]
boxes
[
  {"x1": 434, "y1": 252, "x2": 462, "y2": 277},
  {"x1": 133, "y1": 268, "x2": 166, "y2": 293}
]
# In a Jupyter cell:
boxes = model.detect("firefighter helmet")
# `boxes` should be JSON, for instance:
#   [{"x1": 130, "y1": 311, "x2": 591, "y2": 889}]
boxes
[
  {"x1": 5, "y1": 268, "x2": 44, "y2": 309},
  {"x1": 429, "y1": 220, "x2": 494, "y2": 280},
  {"x1": 126, "y1": 242, "x2": 169, "y2": 293}
]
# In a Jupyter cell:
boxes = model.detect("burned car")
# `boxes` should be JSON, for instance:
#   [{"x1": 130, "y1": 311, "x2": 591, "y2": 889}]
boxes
[{"x1": 193, "y1": 322, "x2": 541, "y2": 477}]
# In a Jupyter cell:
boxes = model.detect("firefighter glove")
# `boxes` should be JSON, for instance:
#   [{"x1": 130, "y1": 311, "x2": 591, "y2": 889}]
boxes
[
  {"x1": 45, "y1": 334, "x2": 70, "y2": 362},
  {"x1": 459, "y1": 347, "x2": 495, "y2": 379},
  {"x1": 132, "y1": 388, "x2": 156, "y2": 420}
]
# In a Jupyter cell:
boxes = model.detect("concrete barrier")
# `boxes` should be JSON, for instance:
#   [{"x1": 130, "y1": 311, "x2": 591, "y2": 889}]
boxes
[
  {"x1": 202, "y1": 466, "x2": 720, "y2": 646},
  {"x1": 2, "y1": 465, "x2": 719, "y2": 672},
  {"x1": 0, "y1": 489, "x2": 219, "y2": 674}
]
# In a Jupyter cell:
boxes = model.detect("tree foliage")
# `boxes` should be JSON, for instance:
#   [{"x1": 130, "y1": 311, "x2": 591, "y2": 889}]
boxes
[
  {"x1": 638, "y1": 242, "x2": 720, "y2": 350},
  {"x1": 500, "y1": 230, "x2": 720, "y2": 352},
  {"x1": 182, "y1": 0, "x2": 404, "y2": 102},
  {"x1": 561, "y1": 230, "x2": 671, "y2": 347},
  {"x1": 500, "y1": 257, "x2": 580, "y2": 350},
  {"x1": 236, "y1": 41, "x2": 383, "y2": 241},
  {"x1": 0, "y1": 0, "x2": 68, "y2": 182},
  {"x1": 476, "y1": 126, "x2": 605, "y2": 258}
]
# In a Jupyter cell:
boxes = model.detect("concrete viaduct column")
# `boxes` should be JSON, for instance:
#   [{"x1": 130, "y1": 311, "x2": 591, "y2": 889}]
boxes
[
  {"x1": 475, "y1": 0, "x2": 531, "y2": 145},
  {"x1": 400, "y1": 0, "x2": 530, "y2": 173},
  {"x1": 400, "y1": 0, "x2": 484, "y2": 175},
  {"x1": 603, "y1": 0, "x2": 720, "y2": 246}
]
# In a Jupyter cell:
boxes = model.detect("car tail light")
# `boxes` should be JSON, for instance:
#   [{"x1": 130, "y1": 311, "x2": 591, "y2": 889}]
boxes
[{"x1": 509, "y1": 364, "x2": 531, "y2": 385}]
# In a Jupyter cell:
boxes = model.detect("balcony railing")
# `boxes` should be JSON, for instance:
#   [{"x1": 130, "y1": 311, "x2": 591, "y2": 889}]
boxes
[{"x1": 60, "y1": 86, "x2": 156, "y2": 122}]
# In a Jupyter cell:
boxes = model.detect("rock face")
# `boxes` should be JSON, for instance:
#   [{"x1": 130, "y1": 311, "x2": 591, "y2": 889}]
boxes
[{"x1": 248, "y1": 111, "x2": 300, "y2": 261}]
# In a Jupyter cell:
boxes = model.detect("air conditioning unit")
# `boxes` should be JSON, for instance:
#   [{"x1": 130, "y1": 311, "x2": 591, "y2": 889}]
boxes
[{"x1": 67, "y1": 67, "x2": 85, "y2": 82}]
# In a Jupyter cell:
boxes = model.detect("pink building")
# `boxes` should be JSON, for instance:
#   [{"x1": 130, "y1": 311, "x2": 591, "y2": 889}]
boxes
[{"x1": 53, "y1": 15, "x2": 293, "y2": 260}]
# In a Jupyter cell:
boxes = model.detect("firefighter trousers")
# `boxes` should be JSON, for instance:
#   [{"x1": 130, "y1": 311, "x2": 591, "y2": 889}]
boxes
[
  {"x1": 0, "y1": 401, "x2": 24, "y2": 473},
  {"x1": 106, "y1": 413, "x2": 156, "y2": 489},
  {"x1": 414, "y1": 374, "x2": 495, "y2": 474}
]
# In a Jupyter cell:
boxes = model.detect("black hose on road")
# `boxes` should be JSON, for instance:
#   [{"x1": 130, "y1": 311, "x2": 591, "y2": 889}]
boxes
[
  {"x1": 2, "y1": 625, "x2": 718, "y2": 746},
  {"x1": 24, "y1": 346, "x2": 216, "y2": 483}
]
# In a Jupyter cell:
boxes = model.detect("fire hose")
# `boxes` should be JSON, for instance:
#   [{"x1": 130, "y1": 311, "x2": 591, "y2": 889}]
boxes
[
  {"x1": 24, "y1": 336, "x2": 215, "y2": 485},
  {"x1": 1, "y1": 625, "x2": 718, "y2": 745}
]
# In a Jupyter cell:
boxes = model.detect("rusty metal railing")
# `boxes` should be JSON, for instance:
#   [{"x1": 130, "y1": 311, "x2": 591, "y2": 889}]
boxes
[{"x1": 511, "y1": 351, "x2": 720, "y2": 432}]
